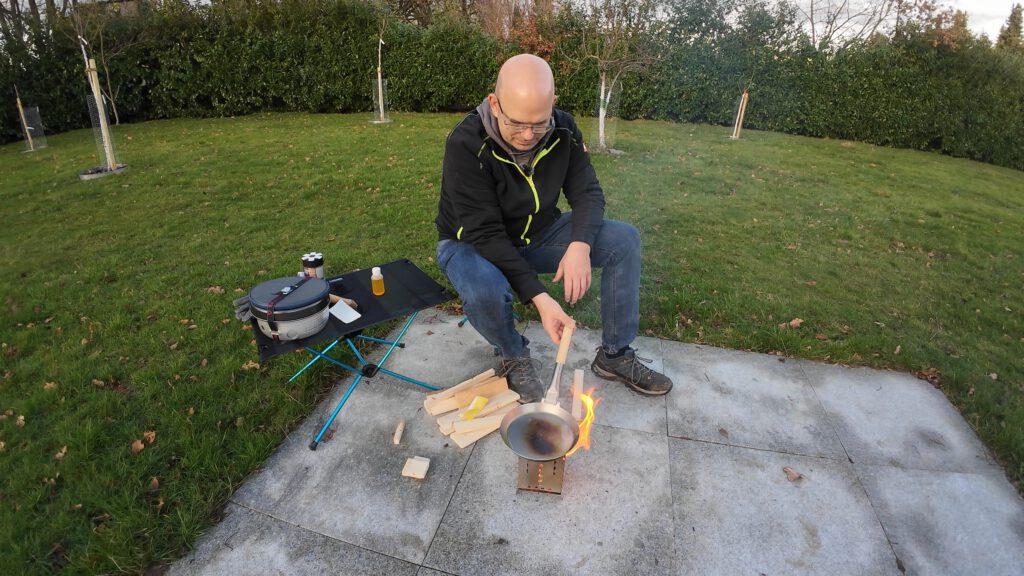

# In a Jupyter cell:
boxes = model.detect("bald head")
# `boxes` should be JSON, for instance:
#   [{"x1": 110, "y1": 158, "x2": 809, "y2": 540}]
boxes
[
  {"x1": 489, "y1": 54, "x2": 556, "y2": 151},
  {"x1": 495, "y1": 54, "x2": 555, "y2": 104}
]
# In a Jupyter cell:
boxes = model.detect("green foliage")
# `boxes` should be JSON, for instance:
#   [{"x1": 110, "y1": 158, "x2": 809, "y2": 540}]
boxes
[{"x1": 1, "y1": 0, "x2": 1024, "y2": 170}]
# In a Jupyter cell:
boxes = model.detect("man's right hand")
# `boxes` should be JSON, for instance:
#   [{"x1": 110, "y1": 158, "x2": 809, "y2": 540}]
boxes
[{"x1": 531, "y1": 292, "x2": 576, "y2": 345}]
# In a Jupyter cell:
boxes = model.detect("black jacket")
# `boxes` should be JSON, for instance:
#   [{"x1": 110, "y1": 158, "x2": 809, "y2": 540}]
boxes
[{"x1": 436, "y1": 108, "x2": 606, "y2": 302}]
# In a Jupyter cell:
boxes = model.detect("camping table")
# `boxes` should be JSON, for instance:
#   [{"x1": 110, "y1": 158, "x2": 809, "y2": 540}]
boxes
[{"x1": 252, "y1": 258, "x2": 455, "y2": 450}]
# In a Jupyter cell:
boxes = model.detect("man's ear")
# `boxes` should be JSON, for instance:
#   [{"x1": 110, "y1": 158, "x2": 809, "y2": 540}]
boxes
[
  {"x1": 487, "y1": 93, "x2": 499, "y2": 112},
  {"x1": 553, "y1": 94, "x2": 559, "y2": 104}
]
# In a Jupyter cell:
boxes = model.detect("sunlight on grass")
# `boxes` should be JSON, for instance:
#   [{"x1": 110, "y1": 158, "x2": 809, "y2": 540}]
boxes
[{"x1": 1, "y1": 112, "x2": 1021, "y2": 572}]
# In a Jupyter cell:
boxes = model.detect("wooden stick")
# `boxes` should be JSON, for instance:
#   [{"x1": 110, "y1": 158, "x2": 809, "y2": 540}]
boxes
[
  {"x1": 437, "y1": 389, "x2": 519, "y2": 435},
  {"x1": 450, "y1": 420, "x2": 502, "y2": 448},
  {"x1": 572, "y1": 369, "x2": 584, "y2": 421},
  {"x1": 424, "y1": 376, "x2": 507, "y2": 416},
  {"x1": 392, "y1": 420, "x2": 405, "y2": 445},
  {"x1": 426, "y1": 368, "x2": 496, "y2": 400},
  {"x1": 451, "y1": 404, "x2": 516, "y2": 435}
]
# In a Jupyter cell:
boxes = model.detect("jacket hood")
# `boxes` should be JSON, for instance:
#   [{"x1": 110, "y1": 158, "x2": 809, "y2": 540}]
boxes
[{"x1": 476, "y1": 98, "x2": 554, "y2": 173}]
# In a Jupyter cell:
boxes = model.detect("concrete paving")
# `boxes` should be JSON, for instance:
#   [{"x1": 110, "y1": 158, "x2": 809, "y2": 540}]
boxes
[{"x1": 170, "y1": 311, "x2": 1024, "y2": 576}]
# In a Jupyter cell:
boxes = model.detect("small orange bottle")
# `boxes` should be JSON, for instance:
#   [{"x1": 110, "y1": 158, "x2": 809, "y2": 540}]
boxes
[{"x1": 371, "y1": 266, "x2": 385, "y2": 296}]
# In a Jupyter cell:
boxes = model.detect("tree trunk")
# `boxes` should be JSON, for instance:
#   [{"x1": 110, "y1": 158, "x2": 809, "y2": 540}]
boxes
[{"x1": 598, "y1": 71, "x2": 607, "y2": 151}]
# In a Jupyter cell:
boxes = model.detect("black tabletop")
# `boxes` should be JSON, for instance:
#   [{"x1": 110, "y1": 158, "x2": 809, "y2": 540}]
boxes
[{"x1": 251, "y1": 258, "x2": 455, "y2": 361}]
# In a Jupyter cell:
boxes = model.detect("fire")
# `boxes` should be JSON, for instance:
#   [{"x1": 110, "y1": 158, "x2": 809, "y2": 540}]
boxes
[{"x1": 565, "y1": 386, "x2": 601, "y2": 458}]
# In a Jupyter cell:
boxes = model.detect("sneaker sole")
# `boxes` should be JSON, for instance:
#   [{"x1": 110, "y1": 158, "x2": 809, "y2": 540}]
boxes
[{"x1": 591, "y1": 363, "x2": 672, "y2": 396}]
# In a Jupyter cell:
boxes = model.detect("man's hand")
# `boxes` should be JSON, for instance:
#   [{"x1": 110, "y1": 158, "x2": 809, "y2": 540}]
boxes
[
  {"x1": 553, "y1": 241, "x2": 592, "y2": 305},
  {"x1": 531, "y1": 292, "x2": 576, "y2": 345}
]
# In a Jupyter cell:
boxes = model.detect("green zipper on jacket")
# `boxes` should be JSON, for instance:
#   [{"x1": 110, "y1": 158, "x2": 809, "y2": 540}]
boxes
[{"x1": 490, "y1": 138, "x2": 560, "y2": 244}]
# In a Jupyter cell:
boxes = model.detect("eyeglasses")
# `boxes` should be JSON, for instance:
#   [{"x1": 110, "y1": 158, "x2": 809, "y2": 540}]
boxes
[{"x1": 495, "y1": 98, "x2": 553, "y2": 135}]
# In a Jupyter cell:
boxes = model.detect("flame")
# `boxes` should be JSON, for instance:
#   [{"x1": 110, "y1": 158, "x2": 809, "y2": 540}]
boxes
[{"x1": 565, "y1": 386, "x2": 601, "y2": 458}]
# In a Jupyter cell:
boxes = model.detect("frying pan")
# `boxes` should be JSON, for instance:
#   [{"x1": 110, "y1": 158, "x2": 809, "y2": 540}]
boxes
[{"x1": 500, "y1": 325, "x2": 580, "y2": 461}]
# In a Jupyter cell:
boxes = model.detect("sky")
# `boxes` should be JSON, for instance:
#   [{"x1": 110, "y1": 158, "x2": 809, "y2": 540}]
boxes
[{"x1": 949, "y1": 0, "x2": 1019, "y2": 40}]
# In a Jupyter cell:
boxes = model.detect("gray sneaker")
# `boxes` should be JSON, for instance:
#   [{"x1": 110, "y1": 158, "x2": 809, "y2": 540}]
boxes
[
  {"x1": 500, "y1": 356, "x2": 544, "y2": 403},
  {"x1": 592, "y1": 348, "x2": 673, "y2": 395}
]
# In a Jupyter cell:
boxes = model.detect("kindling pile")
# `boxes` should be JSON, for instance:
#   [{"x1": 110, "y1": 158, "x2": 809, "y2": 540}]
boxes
[{"x1": 423, "y1": 369, "x2": 521, "y2": 448}]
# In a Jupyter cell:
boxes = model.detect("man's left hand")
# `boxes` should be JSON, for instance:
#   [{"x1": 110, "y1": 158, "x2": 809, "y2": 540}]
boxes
[{"x1": 553, "y1": 241, "x2": 592, "y2": 305}]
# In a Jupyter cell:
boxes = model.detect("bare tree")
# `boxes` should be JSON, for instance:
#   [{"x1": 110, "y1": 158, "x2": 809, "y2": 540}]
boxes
[
  {"x1": 794, "y1": 0, "x2": 897, "y2": 47},
  {"x1": 565, "y1": 0, "x2": 664, "y2": 151}
]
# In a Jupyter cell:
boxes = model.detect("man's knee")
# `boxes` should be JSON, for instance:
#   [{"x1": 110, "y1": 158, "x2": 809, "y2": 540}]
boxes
[{"x1": 600, "y1": 220, "x2": 640, "y2": 258}]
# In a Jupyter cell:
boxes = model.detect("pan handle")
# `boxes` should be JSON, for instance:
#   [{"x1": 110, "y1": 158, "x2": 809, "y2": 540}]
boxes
[
  {"x1": 556, "y1": 324, "x2": 574, "y2": 364},
  {"x1": 545, "y1": 325, "x2": 574, "y2": 404}
]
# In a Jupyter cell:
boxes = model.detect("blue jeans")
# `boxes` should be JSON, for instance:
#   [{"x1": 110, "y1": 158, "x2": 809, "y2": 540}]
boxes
[{"x1": 436, "y1": 213, "x2": 640, "y2": 358}]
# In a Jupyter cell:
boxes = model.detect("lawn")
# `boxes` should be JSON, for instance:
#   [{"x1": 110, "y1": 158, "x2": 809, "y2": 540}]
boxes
[{"x1": 1, "y1": 112, "x2": 1021, "y2": 573}]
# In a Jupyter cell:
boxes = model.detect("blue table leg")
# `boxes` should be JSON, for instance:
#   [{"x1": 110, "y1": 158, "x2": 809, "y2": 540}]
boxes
[
  {"x1": 309, "y1": 374, "x2": 363, "y2": 451},
  {"x1": 303, "y1": 311, "x2": 439, "y2": 450}
]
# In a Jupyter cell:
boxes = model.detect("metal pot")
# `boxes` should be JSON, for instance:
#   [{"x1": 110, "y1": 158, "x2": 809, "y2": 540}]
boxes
[
  {"x1": 249, "y1": 276, "x2": 330, "y2": 341},
  {"x1": 500, "y1": 326, "x2": 580, "y2": 461}
]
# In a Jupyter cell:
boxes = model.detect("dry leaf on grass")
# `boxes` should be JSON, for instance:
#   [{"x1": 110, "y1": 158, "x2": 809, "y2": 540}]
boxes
[
  {"x1": 989, "y1": 373, "x2": 998, "y2": 381},
  {"x1": 206, "y1": 286, "x2": 225, "y2": 294},
  {"x1": 815, "y1": 333, "x2": 829, "y2": 341},
  {"x1": 130, "y1": 439, "x2": 145, "y2": 455},
  {"x1": 16, "y1": 415, "x2": 25, "y2": 428},
  {"x1": 200, "y1": 358, "x2": 208, "y2": 367},
  {"x1": 149, "y1": 477, "x2": 159, "y2": 491},
  {"x1": 143, "y1": 430, "x2": 156, "y2": 444},
  {"x1": 894, "y1": 345, "x2": 901, "y2": 355},
  {"x1": 80, "y1": 338, "x2": 89, "y2": 346},
  {"x1": 54, "y1": 446, "x2": 67, "y2": 461},
  {"x1": 0, "y1": 440, "x2": 6, "y2": 452},
  {"x1": 221, "y1": 318, "x2": 232, "y2": 325},
  {"x1": 915, "y1": 367, "x2": 942, "y2": 387},
  {"x1": 803, "y1": 281, "x2": 817, "y2": 286},
  {"x1": 778, "y1": 317, "x2": 804, "y2": 330},
  {"x1": 718, "y1": 428, "x2": 730, "y2": 440},
  {"x1": 783, "y1": 467, "x2": 803, "y2": 481},
  {"x1": 241, "y1": 361, "x2": 260, "y2": 370},
  {"x1": 91, "y1": 379, "x2": 104, "y2": 387},
  {"x1": 187, "y1": 406, "x2": 195, "y2": 416},
  {"x1": 178, "y1": 319, "x2": 191, "y2": 325},
  {"x1": 43, "y1": 382, "x2": 57, "y2": 391}
]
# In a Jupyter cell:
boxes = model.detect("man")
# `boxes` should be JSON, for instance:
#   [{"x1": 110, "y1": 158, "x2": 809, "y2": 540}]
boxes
[{"x1": 435, "y1": 53, "x2": 672, "y2": 403}]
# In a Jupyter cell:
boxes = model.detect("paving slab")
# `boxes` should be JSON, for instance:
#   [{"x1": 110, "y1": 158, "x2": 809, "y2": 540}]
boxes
[
  {"x1": 231, "y1": 317, "x2": 497, "y2": 564},
  {"x1": 173, "y1": 310, "x2": 1024, "y2": 576},
  {"x1": 856, "y1": 463, "x2": 1024, "y2": 576},
  {"x1": 169, "y1": 503, "x2": 419, "y2": 576},
  {"x1": 522, "y1": 322, "x2": 668, "y2": 435},
  {"x1": 423, "y1": 426, "x2": 674, "y2": 576},
  {"x1": 804, "y1": 363, "x2": 999, "y2": 473},
  {"x1": 664, "y1": 343, "x2": 846, "y2": 459},
  {"x1": 669, "y1": 439, "x2": 899, "y2": 575}
]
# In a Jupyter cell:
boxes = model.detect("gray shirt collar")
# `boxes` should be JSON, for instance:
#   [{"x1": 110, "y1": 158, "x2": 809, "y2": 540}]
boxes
[{"x1": 476, "y1": 98, "x2": 554, "y2": 173}]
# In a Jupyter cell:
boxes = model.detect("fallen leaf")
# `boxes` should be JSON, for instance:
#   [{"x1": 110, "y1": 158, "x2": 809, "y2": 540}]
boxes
[
  {"x1": 187, "y1": 406, "x2": 195, "y2": 416},
  {"x1": 241, "y1": 360, "x2": 260, "y2": 370},
  {"x1": 200, "y1": 358, "x2": 208, "y2": 367},
  {"x1": 143, "y1": 430, "x2": 156, "y2": 444},
  {"x1": 915, "y1": 367, "x2": 942, "y2": 387},
  {"x1": 786, "y1": 244, "x2": 798, "y2": 250},
  {"x1": 968, "y1": 386, "x2": 975, "y2": 397},
  {"x1": 718, "y1": 427, "x2": 730, "y2": 440},
  {"x1": 155, "y1": 497, "x2": 164, "y2": 511},
  {"x1": 3, "y1": 409, "x2": 12, "y2": 416},
  {"x1": 169, "y1": 342, "x2": 179, "y2": 350},
  {"x1": 240, "y1": 325, "x2": 252, "y2": 331},
  {"x1": 815, "y1": 333, "x2": 829, "y2": 341},
  {"x1": 0, "y1": 440, "x2": 5, "y2": 452},
  {"x1": 178, "y1": 319, "x2": 191, "y2": 325},
  {"x1": 235, "y1": 416, "x2": 244, "y2": 428},
  {"x1": 130, "y1": 439, "x2": 144, "y2": 455},
  {"x1": 92, "y1": 378, "x2": 104, "y2": 387},
  {"x1": 789, "y1": 318, "x2": 804, "y2": 328},
  {"x1": 989, "y1": 373, "x2": 998, "y2": 381},
  {"x1": 70, "y1": 503, "x2": 82, "y2": 511},
  {"x1": 205, "y1": 286, "x2": 225, "y2": 294},
  {"x1": 894, "y1": 345, "x2": 901, "y2": 355},
  {"x1": 234, "y1": 288, "x2": 245, "y2": 294},
  {"x1": 17, "y1": 415, "x2": 25, "y2": 428},
  {"x1": 803, "y1": 281, "x2": 817, "y2": 286},
  {"x1": 149, "y1": 477, "x2": 159, "y2": 491},
  {"x1": 783, "y1": 466, "x2": 803, "y2": 481},
  {"x1": 54, "y1": 446, "x2": 67, "y2": 461},
  {"x1": 43, "y1": 382, "x2": 57, "y2": 391},
  {"x1": 80, "y1": 338, "x2": 89, "y2": 346},
  {"x1": 221, "y1": 318, "x2": 232, "y2": 325}
]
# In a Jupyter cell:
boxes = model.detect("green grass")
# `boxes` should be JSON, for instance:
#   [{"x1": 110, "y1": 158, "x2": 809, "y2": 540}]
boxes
[{"x1": 1, "y1": 112, "x2": 1021, "y2": 572}]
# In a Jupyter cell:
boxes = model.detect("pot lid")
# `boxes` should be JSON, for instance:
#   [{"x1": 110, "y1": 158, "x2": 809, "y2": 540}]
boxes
[{"x1": 249, "y1": 277, "x2": 330, "y2": 311}]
